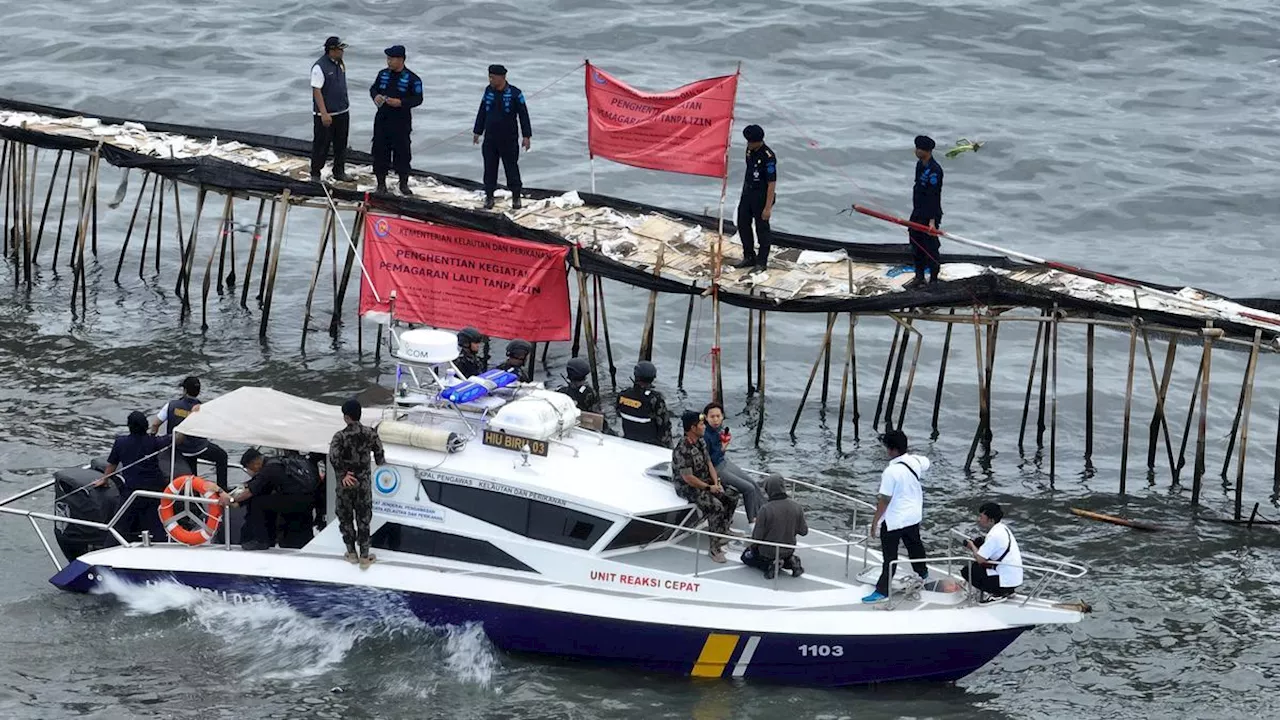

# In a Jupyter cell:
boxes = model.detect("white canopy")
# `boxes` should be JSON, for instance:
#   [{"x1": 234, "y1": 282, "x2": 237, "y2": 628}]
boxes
[{"x1": 173, "y1": 386, "x2": 347, "y2": 454}]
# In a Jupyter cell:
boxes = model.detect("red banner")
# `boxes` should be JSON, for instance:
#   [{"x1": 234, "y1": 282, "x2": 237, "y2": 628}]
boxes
[
  {"x1": 585, "y1": 62, "x2": 738, "y2": 178},
  {"x1": 359, "y1": 215, "x2": 572, "y2": 342}
]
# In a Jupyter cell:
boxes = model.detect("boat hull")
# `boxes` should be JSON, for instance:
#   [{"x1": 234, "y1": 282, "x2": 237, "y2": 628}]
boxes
[{"x1": 52, "y1": 559, "x2": 1027, "y2": 687}]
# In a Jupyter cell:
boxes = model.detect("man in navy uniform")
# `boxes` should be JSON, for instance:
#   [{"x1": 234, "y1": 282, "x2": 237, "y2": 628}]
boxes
[
  {"x1": 150, "y1": 376, "x2": 229, "y2": 490},
  {"x1": 734, "y1": 124, "x2": 776, "y2": 272},
  {"x1": 908, "y1": 134, "x2": 944, "y2": 288},
  {"x1": 310, "y1": 35, "x2": 350, "y2": 183},
  {"x1": 472, "y1": 64, "x2": 533, "y2": 210},
  {"x1": 369, "y1": 45, "x2": 423, "y2": 195}
]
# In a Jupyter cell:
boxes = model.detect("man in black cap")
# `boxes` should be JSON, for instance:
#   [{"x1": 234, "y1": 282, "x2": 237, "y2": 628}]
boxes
[
  {"x1": 735, "y1": 124, "x2": 777, "y2": 272},
  {"x1": 455, "y1": 326, "x2": 487, "y2": 379},
  {"x1": 496, "y1": 338, "x2": 534, "y2": 383},
  {"x1": 369, "y1": 45, "x2": 423, "y2": 195},
  {"x1": 150, "y1": 375, "x2": 229, "y2": 490},
  {"x1": 328, "y1": 398, "x2": 385, "y2": 569},
  {"x1": 616, "y1": 361, "x2": 671, "y2": 447},
  {"x1": 231, "y1": 448, "x2": 318, "y2": 551},
  {"x1": 310, "y1": 36, "x2": 350, "y2": 183},
  {"x1": 473, "y1": 64, "x2": 533, "y2": 211},
  {"x1": 908, "y1": 135, "x2": 944, "y2": 288}
]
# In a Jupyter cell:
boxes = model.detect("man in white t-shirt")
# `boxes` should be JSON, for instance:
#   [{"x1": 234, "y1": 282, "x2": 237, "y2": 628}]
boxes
[
  {"x1": 864, "y1": 429, "x2": 931, "y2": 603},
  {"x1": 963, "y1": 502, "x2": 1023, "y2": 602}
]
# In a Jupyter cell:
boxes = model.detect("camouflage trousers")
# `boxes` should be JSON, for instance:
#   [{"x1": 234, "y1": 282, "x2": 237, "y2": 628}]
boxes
[
  {"x1": 336, "y1": 476, "x2": 373, "y2": 555},
  {"x1": 679, "y1": 485, "x2": 739, "y2": 545}
]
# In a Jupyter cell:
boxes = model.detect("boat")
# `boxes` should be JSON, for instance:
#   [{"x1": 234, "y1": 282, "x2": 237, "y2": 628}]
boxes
[{"x1": 1, "y1": 326, "x2": 1089, "y2": 687}]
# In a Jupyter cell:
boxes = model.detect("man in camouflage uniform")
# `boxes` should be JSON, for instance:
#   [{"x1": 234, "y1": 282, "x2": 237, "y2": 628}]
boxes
[
  {"x1": 328, "y1": 398, "x2": 386, "y2": 569},
  {"x1": 671, "y1": 410, "x2": 737, "y2": 563}
]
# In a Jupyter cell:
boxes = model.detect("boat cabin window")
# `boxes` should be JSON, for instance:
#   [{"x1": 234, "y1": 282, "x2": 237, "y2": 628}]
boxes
[
  {"x1": 604, "y1": 509, "x2": 693, "y2": 551},
  {"x1": 420, "y1": 480, "x2": 611, "y2": 550},
  {"x1": 370, "y1": 523, "x2": 536, "y2": 572}
]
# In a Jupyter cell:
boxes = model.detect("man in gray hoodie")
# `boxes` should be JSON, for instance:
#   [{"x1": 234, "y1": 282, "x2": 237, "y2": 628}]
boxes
[{"x1": 740, "y1": 474, "x2": 808, "y2": 579}]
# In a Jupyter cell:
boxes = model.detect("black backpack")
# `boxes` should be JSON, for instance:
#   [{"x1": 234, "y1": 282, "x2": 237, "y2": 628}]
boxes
[{"x1": 275, "y1": 454, "x2": 319, "y2": 495}]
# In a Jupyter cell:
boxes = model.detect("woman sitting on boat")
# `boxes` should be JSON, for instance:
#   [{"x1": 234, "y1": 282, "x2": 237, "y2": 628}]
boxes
[
  {"x1": 672, "y1": 410, "x2": 738, "y2": 563},
  {"x1": 702, "y1": 402, "x2": 764, "y2": 530}
]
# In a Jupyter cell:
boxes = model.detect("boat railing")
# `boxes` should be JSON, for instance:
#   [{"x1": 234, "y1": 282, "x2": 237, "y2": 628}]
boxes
[{"x1": 886, "y1": 535, "x2": 1089, "y2": 608}]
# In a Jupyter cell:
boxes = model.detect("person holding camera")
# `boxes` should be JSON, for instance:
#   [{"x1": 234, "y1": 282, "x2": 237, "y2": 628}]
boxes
[{"x1": 962, "y1": 502, "x2": 1023, "y2": 602}]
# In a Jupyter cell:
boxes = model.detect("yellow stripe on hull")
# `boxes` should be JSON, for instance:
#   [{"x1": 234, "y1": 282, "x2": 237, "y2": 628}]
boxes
[{"x1": 691, "y1": 633, "x2": 740, "y2": 678}]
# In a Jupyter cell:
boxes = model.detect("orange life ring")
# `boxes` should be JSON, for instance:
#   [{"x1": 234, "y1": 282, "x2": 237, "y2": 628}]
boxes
[{"x1": 157, "y1": 474, "x2": 224, "y2": 545}]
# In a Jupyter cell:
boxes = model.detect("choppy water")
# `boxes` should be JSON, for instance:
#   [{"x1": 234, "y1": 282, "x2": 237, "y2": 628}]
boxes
[{"x1": 2, "y1": 0, "x2": 1280, "y2": 718}]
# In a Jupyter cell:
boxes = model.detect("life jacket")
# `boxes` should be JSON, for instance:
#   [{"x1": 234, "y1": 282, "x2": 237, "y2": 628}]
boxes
[
  {"x1": 165, "y1": 396, "x2": 208, "y2": 455},
  {"x1": 616, "y1": 384, "x2": 658, "y2": 444}
]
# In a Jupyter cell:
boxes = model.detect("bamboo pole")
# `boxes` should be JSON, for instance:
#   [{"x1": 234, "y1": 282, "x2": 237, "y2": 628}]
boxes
[
  {"x1": 883, "y1": 318, "x2": 913, "y2": 432},
  {"x1": 964, "y1": 309, "x2": 987, "y2": 472},
  {"x1": 32, "y1": 149, "x2": 62, "y2": 262},
  {"x1": 677, "y1": 293, "x2": 695, "y2": 389},
  {"x1": 821, "y1": 312, "x2": 835, "y2": 405},
  {"x1": 301, "y1": 206, "x2": 335, "y2": 351},
  {"x1": 241, "y1": 198, "x2": 267, "y2": 308},
  {"x1": 1146, "y1": 336, "x2": 1178, "y2": 474},
  {"x1": 89, "y1": 148, "x2": 99, "y2": 259},
  {"x1": 21, "y1": 145, "x2": 33, "y2": 286},
  {"x1": 331, "y1": 207, "x2": 363, "y2": 335},
  {"x1": 1233, "y1": 329, "x2": 1262, "y2": 520},
  {"x1": 1049, "y1": 308, "x2": 1059, "y2": 484},
  {"x1": 930, "y1": 308, "x2": 955, "y2": 438},
  {"x1": 201, "y1": 193, "x2": 234, "y2": 331},
  {"x1": 1018, "y1": 314, "x2": 1045, "y2": 452},
  {"x1": 71, "y1": 153, "x2": 98, "y2": 316},
  {"x1": 227, "y1": 199, "x2": 239, "y2": 291},
  {"x1": 216, "y1": 201, "x2": 231, "y2": 295},
  {"x1": 1035, "y1": 308, "x2": 1051, "y2": 448},
  {"x1": 872, "y1": 323, "x2": 902, "y2": 431},
  {"x1": 153, "y1": 176, "x2": 165, "y2": 274},
  {"x1": 896, "y1": 321, "x2": 924, "y2": 432},
  {"x1": 1175, "y1": 361, "x2": 1203, "y2": 478},
  {"x1": 594, "y1": 274, "x2": 618, "y2": 391},
  {"x1": 114, "y1": 172, "x2": 151, "y2": 283},
  {"x1": 1192, "y1": 324, "x2": 1221, "y2": 505},
  {"x1": 260, "y1": 190, "x2": 291, "y2": 337},
  {"x1": 746, "y1": 307, "x2": 755, "y2": 395},
  {"x1": 836, "y1": 314, "x2": 855, "y2": 451},
  {"x1": 571, "y1": 275, "x2": 585, "y2": 358},
  {"x1": 0, "y1": 141, "x2": 8, "y2": 260},
  {"x1": 68, "y1": 158, "x2": 87, "y2": 309},
  {"x1": 1119, "y1": 318, "x2": 1138, "y2": 494},
  {"x1": 178, "y1": 186, "x2": 208, "y2": 314},
  {"x1": 790, "y1": 312, "x2": 838, "y2": 437},
  {"x1": 573, "y1": 248, "x2": 601, "y2": 394},
  {"x1": 170, "y1": 180, "x2": 187, "y2": 294},
  {"x1": 52, "y1": 153, "x2": 74, "y2": 270},
  {"x1": 1085, "y1": 317, "x2": 1095, "y2": 463},
  {"x1": 257, "y1": 197, "x2": 276, "y2": 303},
  {"x1": 754, "y1": 308, "x2": 768, "y2": 448},
  {"x1": 980, "y1": 319, "x2": 1000, "y2": 452},
  {"x1": 638, "y1": 242, "x2": 665, "y2": 362},
  {"x1": 1220, "y1": 343, "x2": 1257, "y2": 480}
]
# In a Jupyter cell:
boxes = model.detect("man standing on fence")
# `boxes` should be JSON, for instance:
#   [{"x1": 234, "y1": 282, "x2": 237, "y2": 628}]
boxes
[
  {"x1": 907, "y1": 134, "x2": 944, "y2": 288},
  {"x1": 734, "y1": 124, "x2": 776, "y2": 273},
  {"x1": 370, "y1": 45, "x2": 423, "y2": 196},
  {"x1": 328, "y1": 398, "x2": 385, "y2": 569},
  {"x1": 473, "y1": 64, "x2": 533, "y2": 211},
  {"x1": 310, "y1": 36, "x2": 350, "y2": 183}
]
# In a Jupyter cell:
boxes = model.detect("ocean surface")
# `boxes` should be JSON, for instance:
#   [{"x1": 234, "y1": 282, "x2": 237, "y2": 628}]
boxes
[{"x1": 2, "y1": 0, "x2": 1279, "y2": 718}]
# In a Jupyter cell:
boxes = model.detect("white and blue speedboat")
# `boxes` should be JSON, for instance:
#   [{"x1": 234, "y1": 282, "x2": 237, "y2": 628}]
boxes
[{"x1": 3, "y1": 329, "x2": 1089, "y2": 687}]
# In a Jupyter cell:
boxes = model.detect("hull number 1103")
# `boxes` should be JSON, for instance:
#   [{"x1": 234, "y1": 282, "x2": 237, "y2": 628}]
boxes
[{"x1": 799, "y1": 644, "x2": 844, "y2": 657}]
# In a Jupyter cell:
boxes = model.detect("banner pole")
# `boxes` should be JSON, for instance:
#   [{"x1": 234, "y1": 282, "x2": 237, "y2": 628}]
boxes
[{"x1": 710, "y1": 63, "x2": 740, "y2": 403}]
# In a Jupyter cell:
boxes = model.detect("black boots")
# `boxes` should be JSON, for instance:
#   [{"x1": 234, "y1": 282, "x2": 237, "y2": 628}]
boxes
[
  {"x1": 375, "y1": 175, "x2": 388, "y2": 194},
  {"x1": 399, "y1": 176, "x2": 411, "y2": 195},
  {"x1": 484, "y1": 193, "x2": 495, "y2": 210}
]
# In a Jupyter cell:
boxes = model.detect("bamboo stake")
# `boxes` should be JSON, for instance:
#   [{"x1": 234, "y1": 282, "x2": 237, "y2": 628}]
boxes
[
  {"x1": 68, "y1": 159, "x2": 88, "y2": 309},
  {"x1": 216, "y1": 201, "x2": 231, "y2": 295},
  {"x1": 1035, "y1": 308, "x2": 1051, "y2": 447},
  {"x1": 1220, "y1": 343, "x2": 1257, "y2": 480},
  {"x1": 178, "y1": 186, "x2": 208, "y2": 314},
  {"x1": 883, "y1": 318, "x2": 913, "y2": 432},
  {"x1": 114, "y1": 172, "x2": 151, "y2": 283},
  {"x1": 980, "y1": 319, "x2": 1000, "y2": 452},
  {"x1": 896, "y1": 321, "x2": 924, "y2": 432},
  {"x1": 0, "y1": 141, "x2": 8, "y2": 260},
  {"x1": 1119, "y1": 318, "x2": 1138, "y2": 494},
  {"x1": 32, "y1": 149, "x2": 64, "y2": 262},
  {"x1": 1049, "y1": 308, "x2": 1059, "y2": 484},
  {"x1": 964, "y1": 309, "x2": 987, "y2": 472},
  {"x1": 52, "y1": 153, "x2": 74, "y2": 270},
  {"x1": 241, "y1": 198, "x2": 267, "y2": 308},
  {"x1": 930, "y1": 308, "x2": 955, "y2": 438},
  {"x1": 820, "y1": 312, "x2": 835, "y2": 405},
  {"x1": 1085, "y1": 317, "x2": 1095, "y2": 463},
  {"x1": 89, "y1": 149, "x2": 99, "y2": 259},
  {"x1": 331, "y1": 207, "x2": 362, "y2": 334},
  {"x1": 573, "y1": 248, "x2": 600, "y2": 394},
  {"x1": 138, "y1": 177, "x2": 158, "y2": 278},
  {"x1": 571, "y1": 274, "x2": 585, "y2": 358},
  {"x1": 21, "y1": 145, "x2": 33, "y2": 286},
  {"x1": 260, "y1": 190, "x2": 291, "y2": 337},
  {"x1": 171, "y1": 180, "x2": 187, "y2": 295},
  {"x1": 836, "y1": 314, "x2": 855, "y2": 452},
  {"x1": 754, "y1": 307, "x2": 768, "y2": 448},
  {"x1": 257, "y1": 197, "x2": 276, "y2": 303},
  {"x1": 301, "y1": 205, "x2": 334, "y2": 351},
  {"x1": 201, "y1": 193, "x2": 233, "y2": 331},
  {"x1": 746, "y1": 307, "x2": 755, "y2": 394},
  {"x1": 872, "y1": 323, "x2": 902, "y2": 431},
  {"x1": 153, "y1": 176, "x2": 165, "y2": 274},
  {"x1": 71, "y1": 153, "x2": 98, "y2": 316},
  {"x1": 594, "y1": 274, "x2": 618, "y2": 391},
  {"x1": 677, "y1": 293, "x2": 695, "y2": 389},
  {"x1": 1175, "y1": 361, "x2": 1203, "y2": 478},
  {"x1": 1146, "y1": 336, "x2": 1178, "y2": 474},
  {"x1": 1192, "y1": 324, "x2": 1221, "y2": 505},
  {"x1": 1018, "y1": 314, "x2": 1045, "y2": 452},
  {"x1": 227, "y1": 199, "x2": 239, "y2": 291},
  {"x1": 1233, "y1": 329, "x2": 1262, "y2": 521},
  {"x1": 638, "y1": 242, "x2": 665, "y2": 361},
  {"x1": 790, "y1": 312, "x2": 838, "y2": 437}
]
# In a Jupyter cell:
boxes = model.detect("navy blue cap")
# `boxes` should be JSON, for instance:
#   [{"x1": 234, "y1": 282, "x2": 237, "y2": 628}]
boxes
[
  {"x1": 384, "y1": 45, "x2": 406, "y2": 58},
  {"x1": 488, "y1": 64, "x2": 507, "y2": 76}
]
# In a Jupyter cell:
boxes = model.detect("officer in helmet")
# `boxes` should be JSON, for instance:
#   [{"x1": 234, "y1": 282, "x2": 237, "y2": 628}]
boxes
[
  {"x1": 497, "y1": 338, "x2": 534, "y2": 383},
  {"x1": 615, "y1": 360, "x2": 672, "y2": 447},
  {"x1": 455, "y1": 326, "x2": 486, "y2": 378},
  {"x1": 557, "y1": 357, "x2": 600, "y2": 413}
]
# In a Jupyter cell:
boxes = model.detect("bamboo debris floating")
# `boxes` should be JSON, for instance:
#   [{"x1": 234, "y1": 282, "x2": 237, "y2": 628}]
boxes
[{"x1": 1070, "y1": 507, "x2": 1163, "y2": 532}]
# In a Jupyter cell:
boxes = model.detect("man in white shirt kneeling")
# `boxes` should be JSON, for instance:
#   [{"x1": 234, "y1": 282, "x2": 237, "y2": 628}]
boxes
[{"x1": 963, "y1": 502, "x2": 1023, "y2": 602}]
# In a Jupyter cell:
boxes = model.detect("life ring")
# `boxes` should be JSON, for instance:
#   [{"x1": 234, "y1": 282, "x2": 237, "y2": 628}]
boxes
[{"x1": 157, "y1": 474, "x2": 224, "y2": 545}]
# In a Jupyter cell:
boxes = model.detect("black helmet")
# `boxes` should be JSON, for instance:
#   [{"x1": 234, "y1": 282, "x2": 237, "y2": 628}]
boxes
[
  {"x1": 457, "y1": 326, "x2": 483, "y2": 345},
  {"x1": 566, "y1": 357, "x2": 590, "y2": 381},
  {"x1": 507, "y1": 339, "x2": 533, "y2": 359},
  {"x1": 634, "y1": 360, "x2": 657, "y2": 382}
]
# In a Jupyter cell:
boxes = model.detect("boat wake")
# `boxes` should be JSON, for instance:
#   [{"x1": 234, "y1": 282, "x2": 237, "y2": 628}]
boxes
[{"x1": 90, "y1": 572, "x2": 499, "y2": 687}]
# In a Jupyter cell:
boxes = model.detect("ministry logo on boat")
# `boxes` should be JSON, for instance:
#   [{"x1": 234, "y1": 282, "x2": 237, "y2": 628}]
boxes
[{"x1": 374, "y1": 467, "x2": 400, "y2": 495}]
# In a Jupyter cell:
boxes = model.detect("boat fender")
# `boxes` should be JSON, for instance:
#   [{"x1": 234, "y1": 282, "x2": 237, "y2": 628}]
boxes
[{"x1": 377, "y1": 420, "x2": 464, "y2": 453}]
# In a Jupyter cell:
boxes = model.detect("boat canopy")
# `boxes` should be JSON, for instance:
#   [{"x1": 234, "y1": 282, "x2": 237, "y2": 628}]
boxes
[{"x1": 173, "y1": 386, "x2": 345, "y2": 454}]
